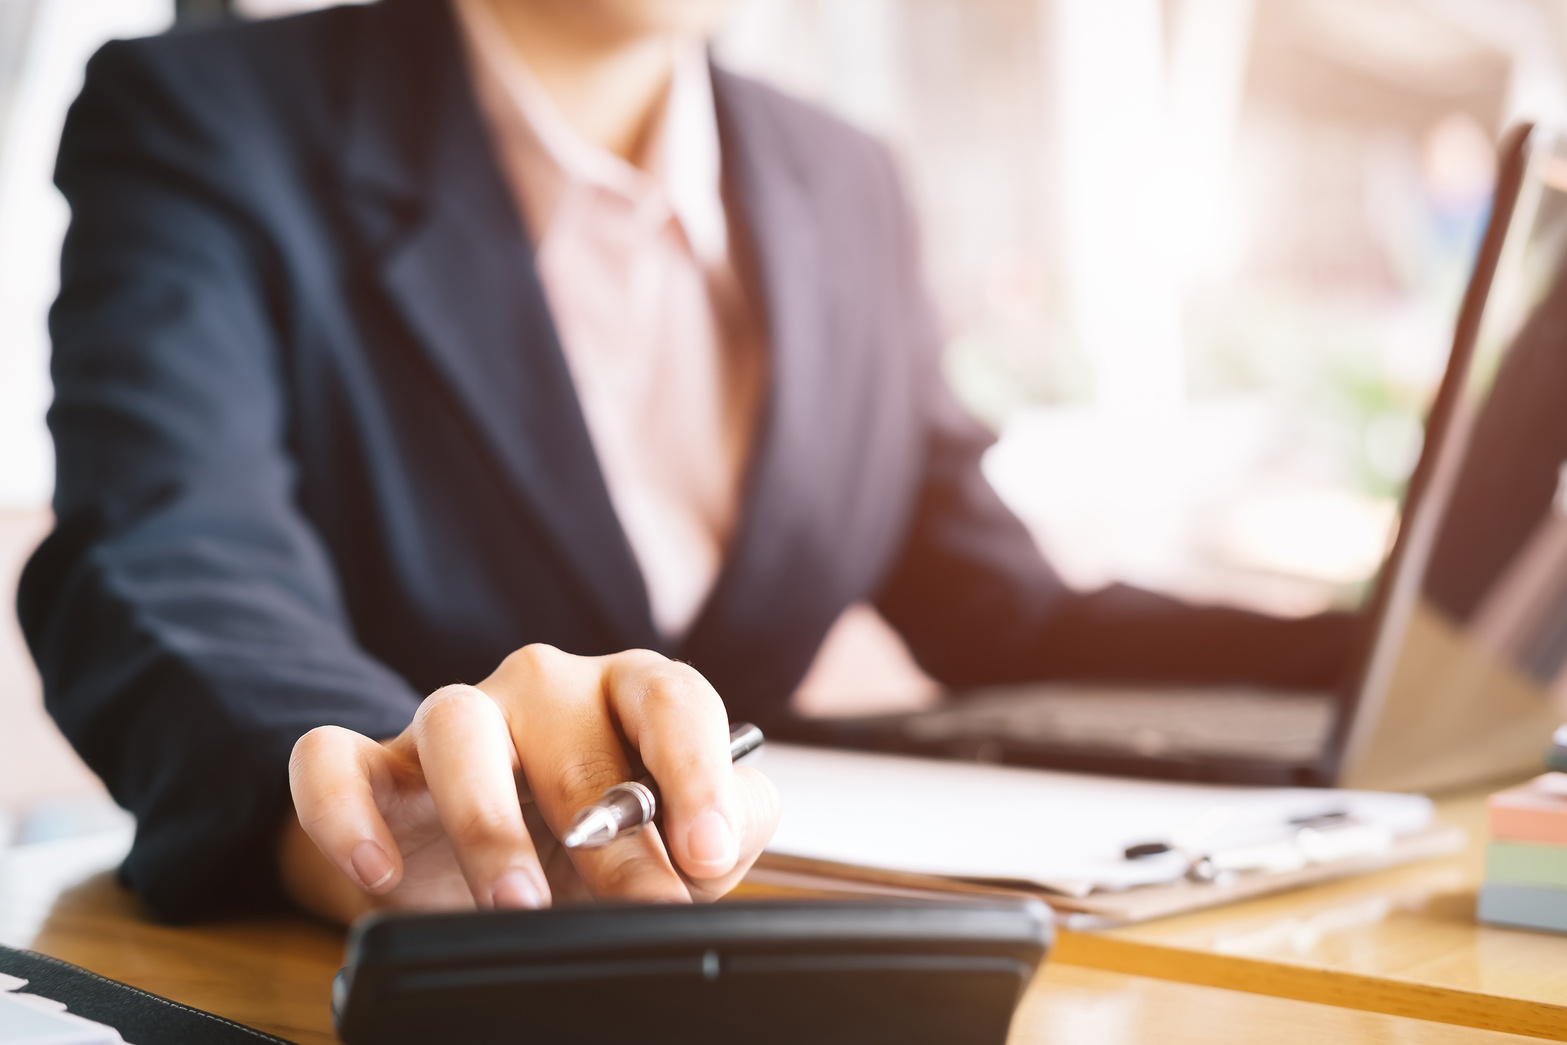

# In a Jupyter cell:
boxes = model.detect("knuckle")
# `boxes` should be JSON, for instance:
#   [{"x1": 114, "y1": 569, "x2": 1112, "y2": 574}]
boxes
[
  {"x1": 414, "y1": 685, "x2": 487, "y2": 731},
  {"x1": 597, "y1": 852, "x2": 675, "y2": 898},
  {"x1": 557, "y1": 755, "x2": 624, "y2": 801},
  {"x1": 290, "y1": 725, "x2": 346, "y2": 780},
  {"x1": 636, "y1": 664, "x2": 710, "y2": 713},
  {"x1": 614, "y1": 648, "x2": 667, "y2": 671},
  {"x1": 502, "y1": 643, "x2": 565, "y2": 679},
  {"x1": 297, "y1": 802, "x2": 340, "y2": 835},
  {"x1": 446, "y1": 806, "x2": 518, "y2": 852},
  {"x1": 292, "y1": 724, "x2": 338, "y2": 757}
]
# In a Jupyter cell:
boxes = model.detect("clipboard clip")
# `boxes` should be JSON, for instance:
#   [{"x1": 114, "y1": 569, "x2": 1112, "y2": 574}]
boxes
[{"x1": 1123, "y1": 809, "x2": 1394, "y2": 884}]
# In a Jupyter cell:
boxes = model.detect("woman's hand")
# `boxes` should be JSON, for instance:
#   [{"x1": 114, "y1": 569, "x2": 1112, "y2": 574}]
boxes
[{"x1": 278, "y1": 645, "x2": 781, "y2": 924}]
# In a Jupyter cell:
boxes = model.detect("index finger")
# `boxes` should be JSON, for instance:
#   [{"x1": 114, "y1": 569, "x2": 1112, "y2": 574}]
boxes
[{"x1": 408, "y1": 684, "x2": 551, "y2": 910}]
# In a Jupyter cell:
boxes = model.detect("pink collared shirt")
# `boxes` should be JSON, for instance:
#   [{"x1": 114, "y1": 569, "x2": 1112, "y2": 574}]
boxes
[{"x1": 452, "y1": 0, "x2": 764, "y2": 640}]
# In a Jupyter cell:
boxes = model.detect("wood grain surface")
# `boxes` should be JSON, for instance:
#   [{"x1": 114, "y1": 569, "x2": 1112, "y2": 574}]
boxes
[
  {"x1": 1064, "y1": 788, "x2": 1567, "y2": 1040},
  {"x1": 12, "y1": 867, "x2": 1558, "y2": 1044}
]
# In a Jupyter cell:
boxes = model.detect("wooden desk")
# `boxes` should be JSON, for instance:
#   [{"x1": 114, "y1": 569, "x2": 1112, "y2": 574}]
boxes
[
  {"x1": 11, "y1": 870, "x2": 1553, "y2": 1044},
  {"x1": 1055, "y1": 788, "x2": 1567, "y2": 1040}
]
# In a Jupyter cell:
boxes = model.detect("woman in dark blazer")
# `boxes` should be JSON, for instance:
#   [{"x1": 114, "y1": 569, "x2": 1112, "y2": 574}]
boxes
[{"x1": 20, "y1": 0, "x2": 1351, "y2": 923}]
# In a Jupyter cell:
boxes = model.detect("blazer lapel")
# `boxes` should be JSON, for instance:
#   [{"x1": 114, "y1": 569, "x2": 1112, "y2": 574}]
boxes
[
  {"x1": 339, "y1": 0, "x2": 657, "y2": 650},
  {"x1": 678, "y1": 69, "x2": 839, "y2": 682}
]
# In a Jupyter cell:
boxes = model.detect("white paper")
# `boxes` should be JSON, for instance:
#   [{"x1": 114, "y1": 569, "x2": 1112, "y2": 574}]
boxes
[
  {"x1": 3, "y1": 998, "x2": 62, "y2": 1015},
  {"x1": 0, "y1": 992, "x2": 122, "y2": 1044},
  {"x1": 759, "y1": 744, "x2": 1433, "y2": 897}
]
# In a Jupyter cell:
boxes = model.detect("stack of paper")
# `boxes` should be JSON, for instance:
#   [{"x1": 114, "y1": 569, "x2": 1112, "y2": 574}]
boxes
[
  {"x1": 1478, "y1": 773, "x2": 1567, "y2": 933},
  {"x1": 759, "y1": 743, "x2": 1439, "y2": 899}
]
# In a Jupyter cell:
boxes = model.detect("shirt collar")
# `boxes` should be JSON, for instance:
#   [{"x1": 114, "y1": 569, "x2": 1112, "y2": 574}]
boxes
[{"x1": 451, "y1": 0, "x2": 728, "y2": 265}]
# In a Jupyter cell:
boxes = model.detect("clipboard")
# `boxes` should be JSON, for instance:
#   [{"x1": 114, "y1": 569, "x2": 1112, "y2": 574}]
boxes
[
  {"x1": 751, "y1": 744, "x2": 1466, "y2": 927},
  {"x1": 746, "y1": 826, "x2": 1466, "y2": 928}
]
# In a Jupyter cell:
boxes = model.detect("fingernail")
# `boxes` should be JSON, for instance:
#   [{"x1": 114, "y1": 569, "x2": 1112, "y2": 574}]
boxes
[
  {"x1": 490, "y1": 871, "x2": 545, "y2": 910},
  {"x1": 350, "y1": 841, "x2": 395, "y2": 892},
  {"x1": 686, "y1": 809, "x2": 737, "y2": 873}
]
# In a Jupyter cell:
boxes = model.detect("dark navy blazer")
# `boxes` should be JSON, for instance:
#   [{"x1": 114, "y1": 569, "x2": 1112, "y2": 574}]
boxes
[{"x1": 18, "y1": 0, "x2": 1351, "y2": 921}]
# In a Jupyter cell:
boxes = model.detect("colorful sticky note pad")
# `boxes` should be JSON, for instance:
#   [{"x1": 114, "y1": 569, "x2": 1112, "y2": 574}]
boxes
[
  {"x1": 1487, "y1": 774, "x2": 1567, "y2": 845},
  {"x1": 1486, "y1": 841, "x2": 1567, "y2": 889},
  {"x1": 1478, "y1": 881, "x2": 1567, "y2": 933}
]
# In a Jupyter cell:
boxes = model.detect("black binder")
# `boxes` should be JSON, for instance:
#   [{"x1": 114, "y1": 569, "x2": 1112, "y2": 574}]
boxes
[{"x1": 0, "y1": 945, "x2": 297, "y2": 1044}]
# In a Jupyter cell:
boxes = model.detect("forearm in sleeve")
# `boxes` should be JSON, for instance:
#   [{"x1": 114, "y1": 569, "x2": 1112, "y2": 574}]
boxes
[{"x1": 19, "y1": 40, "x2": 422, "y2": 922}]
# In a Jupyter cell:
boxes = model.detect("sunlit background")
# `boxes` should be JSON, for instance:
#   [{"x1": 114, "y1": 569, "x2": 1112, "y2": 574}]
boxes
[
  {"x1": 7, "y1": 0, "x2": 1562, "y2": 611},
  {"x1": 715, "y1": 0, "x2": 1563, "y2": 619},
  {"x1": 3, "y1": 0, "x2": 1567, "y2": 811}
]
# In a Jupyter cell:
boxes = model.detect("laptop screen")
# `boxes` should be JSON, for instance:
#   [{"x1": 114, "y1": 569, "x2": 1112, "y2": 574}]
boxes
[
  {"x1": 1422, "y1": 142, "x2": 1567, "y2": 691},
  {"x1": 1340, "y1": 125, "x2": 1567, "y2": 789}
]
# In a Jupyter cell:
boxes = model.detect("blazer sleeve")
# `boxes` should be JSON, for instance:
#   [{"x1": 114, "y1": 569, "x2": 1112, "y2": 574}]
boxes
[
  {"x1": 17, "y1": 40, "x2": 421, "y2": 922},
  {"x1": 869, "y1": 158, "x2": 1356, "y2": 692}
]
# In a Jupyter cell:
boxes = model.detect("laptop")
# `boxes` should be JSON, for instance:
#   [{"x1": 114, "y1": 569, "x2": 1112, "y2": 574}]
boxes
[{"x1": 797, "y1": 123, "x2": 1567, "y2": 794}]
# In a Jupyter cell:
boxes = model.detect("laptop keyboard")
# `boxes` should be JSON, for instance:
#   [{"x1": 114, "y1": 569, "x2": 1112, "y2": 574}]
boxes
[{"x1": 895, "y1": 686, "x2": 1340, "y2": 763}]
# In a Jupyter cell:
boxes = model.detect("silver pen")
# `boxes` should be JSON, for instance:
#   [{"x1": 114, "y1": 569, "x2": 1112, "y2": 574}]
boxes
[{"x1": 561, "y1": 722, "x2": 766, "y2": 849}]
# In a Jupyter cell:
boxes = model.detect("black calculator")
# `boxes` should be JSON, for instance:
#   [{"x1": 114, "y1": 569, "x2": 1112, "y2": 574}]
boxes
[{"x1": 333, "y1": 897, "x2": 1052, "y2": 1045}]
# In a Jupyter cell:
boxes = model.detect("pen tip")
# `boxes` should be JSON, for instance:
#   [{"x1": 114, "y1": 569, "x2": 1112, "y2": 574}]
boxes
[{"x1": 562, "y1": 807, "x2": 617, "y2": 850}]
